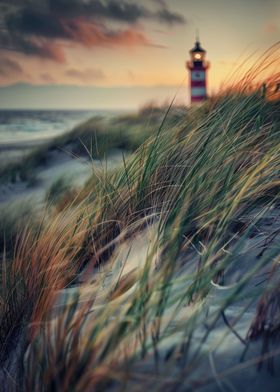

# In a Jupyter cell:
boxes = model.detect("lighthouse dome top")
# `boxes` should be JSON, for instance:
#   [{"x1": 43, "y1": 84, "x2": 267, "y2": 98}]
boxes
[{"x1": 190, "y1": 40, "x2": 206, "y2": 53}]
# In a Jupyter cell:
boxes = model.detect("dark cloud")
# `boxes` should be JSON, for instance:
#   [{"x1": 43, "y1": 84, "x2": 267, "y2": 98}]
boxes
[
  {"x1": 0, "y1": 31, "x2": 65, "y2": 62},
  {"x1": 155, "y1": 7, "x2": 185, "y2": 25},
  {"x1": 0, "y1": 19, "x2": 153, "y2": 62},
  {"x1": 49, "y1": 0, "x2": 149, "y2": 23},
  {"x1": 6, "y1": 8, "x2": 69, "y2": 39},
  {"x1": 1, "y1": 10, "x2": 152, "y2": 59},
  {"x1": 0, "y1": 56, "x2": 23, "y2": 76},
  {"x1": 0, "y1": 0, "x2": 186, "y2": 61},
  {"x1": 0, "y1": 1, "x2": 23, "y2": 4},
  {"x1": 49, "y1": 0, "x2": 185, "y2": 25}
]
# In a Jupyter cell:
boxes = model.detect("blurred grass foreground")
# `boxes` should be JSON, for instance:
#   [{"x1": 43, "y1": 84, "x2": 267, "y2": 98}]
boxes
[{"x1": 0, "y1": 46, "x2": 280, "y2": 391}]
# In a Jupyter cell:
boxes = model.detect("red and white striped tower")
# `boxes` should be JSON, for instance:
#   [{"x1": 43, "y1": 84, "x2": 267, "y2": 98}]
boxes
[{"x1": 186, "y1": 36, "x2": 210, "y2": 104}]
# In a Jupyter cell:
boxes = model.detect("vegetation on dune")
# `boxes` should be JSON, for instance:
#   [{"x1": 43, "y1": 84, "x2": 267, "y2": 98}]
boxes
[
  {"x1": 65, "y1": 93, "x2": 280, "y2": 271},
  {"x1": 0, "y1": 108, "x2": 166, "y2": 185},
  {"x1": 0, "y1": 201, "x2": 40, "y2": 253},
  {"x1": 45, "y1": 176, "x2": 76, "y2": 207},
  {"x1": 0, "y1": 51, "x2": 280, "y2": 389}
]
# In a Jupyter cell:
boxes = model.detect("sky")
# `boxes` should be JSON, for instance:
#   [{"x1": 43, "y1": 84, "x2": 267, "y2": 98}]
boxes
[{"x1": 0, "y1": 0, "x2": 279, "y2": 109}]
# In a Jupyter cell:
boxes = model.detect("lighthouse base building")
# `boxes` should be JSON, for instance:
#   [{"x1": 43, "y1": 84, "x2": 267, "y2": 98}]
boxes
[{"x1": 186, "y1": 38, "x2": 209, "y2": 104}]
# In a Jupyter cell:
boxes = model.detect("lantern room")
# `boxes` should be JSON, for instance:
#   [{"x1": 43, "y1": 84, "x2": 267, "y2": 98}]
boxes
[{"x1": 190, "y1": 40, "x2": 206, "y2": 65}]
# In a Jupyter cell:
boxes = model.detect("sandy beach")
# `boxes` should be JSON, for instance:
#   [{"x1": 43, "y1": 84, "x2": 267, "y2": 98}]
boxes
[{"x1": 0, "y1": 138, "x2": 124, "y2": 207}]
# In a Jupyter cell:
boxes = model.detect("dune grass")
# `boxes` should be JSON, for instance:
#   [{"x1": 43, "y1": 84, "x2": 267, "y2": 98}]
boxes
[
  {"x1": 0, "y1": 61, "x2": 280, "y2": 389},
  {"x1": 0, "y1": 109, "x2": 164, "y2": 186},
  {"x1": 0, "y1": 201, "x2": 40, "y2": 254},
  {"x1": 45, "y1": 175, "x2": 76, "y2": 207}
]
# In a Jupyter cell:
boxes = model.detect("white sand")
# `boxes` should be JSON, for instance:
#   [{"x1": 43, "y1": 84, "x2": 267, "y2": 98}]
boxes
[
  {"x1": 53, "y1": 204, "x2": 280, "y2": 391},
  {"x1": 0, "y1": 147, "x2": 124, "y2": 206}
]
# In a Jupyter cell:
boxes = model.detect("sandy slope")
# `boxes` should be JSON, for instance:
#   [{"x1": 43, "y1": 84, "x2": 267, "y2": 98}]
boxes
[
  {"x1": 0, "y1": 147, "x2": 124, "y2": 206},
  {"x1": 1, "y1": 139, "x2": 280, "y2": 390},
  {"x1": 53, "y1": 204, "x2": 280, "y2": 391}
]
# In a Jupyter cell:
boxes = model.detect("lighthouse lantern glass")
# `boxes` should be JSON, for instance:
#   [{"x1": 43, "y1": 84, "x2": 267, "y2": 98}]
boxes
[{"x1": 192, "y1": 51, "x2": 205, "y2": 62}]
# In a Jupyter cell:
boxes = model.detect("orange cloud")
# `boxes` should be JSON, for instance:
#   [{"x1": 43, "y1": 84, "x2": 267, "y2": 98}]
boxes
[
  {"x1": 62, "y1": 19, "x2": 152, "y2": 48},
  {"x1": 32, "y1": 39, "x2": 66, "y2": 63}
]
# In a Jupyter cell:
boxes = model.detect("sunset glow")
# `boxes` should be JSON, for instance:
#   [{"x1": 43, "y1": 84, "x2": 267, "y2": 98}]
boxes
[{"x1": 0, "y1": 0, "x2": 279, "y2": 108}]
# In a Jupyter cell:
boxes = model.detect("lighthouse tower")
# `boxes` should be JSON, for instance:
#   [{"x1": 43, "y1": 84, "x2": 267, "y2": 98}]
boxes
[{"x1": 186, "y1": 36, "x2": 209, "y2": 104}]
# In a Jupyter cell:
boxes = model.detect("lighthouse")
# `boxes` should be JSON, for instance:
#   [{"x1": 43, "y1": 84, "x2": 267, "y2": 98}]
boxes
[{"x1": 186, "y1": 36, "x2": 209, "y2": 104}]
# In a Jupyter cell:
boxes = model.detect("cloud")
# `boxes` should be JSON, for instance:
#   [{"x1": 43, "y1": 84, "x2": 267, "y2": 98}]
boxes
[
  {"x1": 0, "y1": 0, "x2": 186, "y2": 61},
  {"x1": 6, "y1": 8, "x2": 69, "y2": 39},
  {"x1": 2, "y1": 8, "x2": 152, "y2": 59},
  {"x1": 49, "y1": 0, "x2": 149, "y2": 23},
  {"x1": 57, "y1": 19, "x2": 153, "y2": 48},
  {"x1": 65, "y1": 67, "x2": 106, "y2": 82},
  {"x1": 155, "y1": 6, "x2": 185, "y2": 25},
  {"x1": 49, "y1": 0, "x2": 185, "y2": 26},
  {"x1": 0, "y1": 27, "x2": 66, "y2": 62},
  {"x1": 264, "y1": 23, "x2": 278, "y2": 34},
  {"x1": 0, "y1": 56, "x2": 23, "y2": 76}
]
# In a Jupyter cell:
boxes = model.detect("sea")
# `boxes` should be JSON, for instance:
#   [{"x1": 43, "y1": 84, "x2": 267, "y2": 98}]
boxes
[{"x1": 0, "y1": 109, "x2": 121, "y2": 144}]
